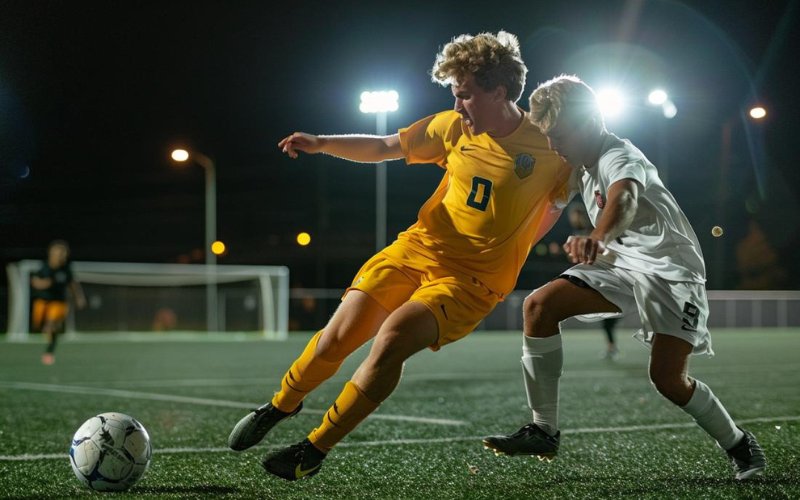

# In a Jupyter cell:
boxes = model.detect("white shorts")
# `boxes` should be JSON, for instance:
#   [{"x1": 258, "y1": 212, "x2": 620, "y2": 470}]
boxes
[{"x1": 561, "y1": 261, "x2": 713, "y2": 356}]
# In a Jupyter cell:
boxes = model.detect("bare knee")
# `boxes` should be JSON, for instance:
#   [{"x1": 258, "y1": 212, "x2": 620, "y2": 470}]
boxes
[
  {"x1": 523, "y1": 294, "x2": 562, "y2": 336},
  {"x1": 369, "y1": 329, "x2": 412, "y2": 369},
  {"x1": 362, "y1": 352, "x2": 405, "y2": 378},
  {"x1": 649, "y1": 366, "x2": 693, "y2": 405},
  {"x1": 315, "y1": 327, "x2": 357, "y2": 362},
  {"x1": 316, "y1": 292, "x2": 388, "y2": 362}
]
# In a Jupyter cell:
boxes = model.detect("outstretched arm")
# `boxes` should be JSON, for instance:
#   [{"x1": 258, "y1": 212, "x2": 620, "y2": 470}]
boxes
[
  {"x1": 278, "y1": 132, "x2": 403, "y2": 163},
  {"x1": 563, "y1": 178, "x2": 639, "y2": 264}
]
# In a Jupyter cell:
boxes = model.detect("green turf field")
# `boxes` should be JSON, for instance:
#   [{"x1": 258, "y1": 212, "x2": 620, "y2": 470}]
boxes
[{"x1": 1, "y1": 329, "x2": 798, "y2": 499}]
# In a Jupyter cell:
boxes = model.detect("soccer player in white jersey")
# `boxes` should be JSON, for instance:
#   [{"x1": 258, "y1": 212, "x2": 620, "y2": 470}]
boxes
[{"x1": 482, "y1": 75, "x2": 766, "y2": 481}]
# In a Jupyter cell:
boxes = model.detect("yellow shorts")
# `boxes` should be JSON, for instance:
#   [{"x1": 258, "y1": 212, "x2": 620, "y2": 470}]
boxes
[
  {"x1": 346, "y1": 242, "x2": 501, "y2": 350},
  {"x1": 32, "y1": 299, "x2": 68, "y2": 331}
]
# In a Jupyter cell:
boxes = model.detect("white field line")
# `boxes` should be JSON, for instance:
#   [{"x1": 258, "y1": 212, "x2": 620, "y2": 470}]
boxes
[
  {"x1": 1, "y1": 415, "x2": 796, "y2": 462},
  {"x1": 0, "y1": 381, "x2": 464, "y2": 427},
  {"x1": 63, "y1": 362, "x2": 800, "y2": 389}
]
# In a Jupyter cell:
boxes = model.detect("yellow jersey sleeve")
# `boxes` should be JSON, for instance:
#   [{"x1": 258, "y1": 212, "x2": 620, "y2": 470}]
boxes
[{"x1": 398, "y1": 112, "x2": 462, "y2": 168}]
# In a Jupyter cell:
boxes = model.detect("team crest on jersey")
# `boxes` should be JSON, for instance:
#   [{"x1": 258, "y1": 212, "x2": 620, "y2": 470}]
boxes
[
  {"x1": 514, "y1": 154, "x2": 535, "y2": 179},
  {"x1": 594, "y1": 190, "x2": 606, "y2": 209}
]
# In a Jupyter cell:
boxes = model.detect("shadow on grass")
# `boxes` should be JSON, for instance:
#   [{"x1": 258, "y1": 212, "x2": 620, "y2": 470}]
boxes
[
  {"x1": 578, "y1": 474, "x2": 794, "y2": 497},
  {"x1": 6, "y1": 485, "x2": 240, "y2": 500},
  {"x1": 132, "y1": 484, "x2": 240, "y2": 495},
  {"x1": 499, "y1": 465, "x2": 798, "y2": 491}
]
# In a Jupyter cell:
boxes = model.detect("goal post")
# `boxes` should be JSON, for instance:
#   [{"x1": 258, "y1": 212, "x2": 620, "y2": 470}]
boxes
[{"x1": 6, "y1": 261, "x2": 289, "y2": 341}]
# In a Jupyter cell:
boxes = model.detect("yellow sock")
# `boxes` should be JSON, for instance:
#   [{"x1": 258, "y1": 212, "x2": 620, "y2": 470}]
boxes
[
  {"x1": 271, "y1": 331, "x2": 343, "y2": 412},
  {"x1": 308, "y1": 381, "x2": 380, "y2": 452}
]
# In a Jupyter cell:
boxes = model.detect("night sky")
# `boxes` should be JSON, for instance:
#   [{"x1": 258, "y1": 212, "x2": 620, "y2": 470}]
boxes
[{"x1": 1, "y1": 0, "x2": 798, "y2": 324}]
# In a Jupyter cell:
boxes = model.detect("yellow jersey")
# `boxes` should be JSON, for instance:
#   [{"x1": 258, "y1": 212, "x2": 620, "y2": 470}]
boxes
[{"x1": 394, "y1": 110, "x2": 571, "y2": 296}]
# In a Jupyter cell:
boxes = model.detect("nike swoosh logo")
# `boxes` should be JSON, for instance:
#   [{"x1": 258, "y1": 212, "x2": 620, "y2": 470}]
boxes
[
  {"x1": 295, "y1": 463, "x2": 321, "y2": 479},
  {"x1": 460, "y1": 145, "x2": 476, "y2": 152}
]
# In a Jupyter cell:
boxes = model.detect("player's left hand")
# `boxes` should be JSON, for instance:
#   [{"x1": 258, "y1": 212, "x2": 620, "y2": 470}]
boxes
[
  {"x1": 278, "y1": 132, "x2": 322, "y2": 159},
  {"x1": 563, "y1": 235, "x2": 606, "y2": 265}
]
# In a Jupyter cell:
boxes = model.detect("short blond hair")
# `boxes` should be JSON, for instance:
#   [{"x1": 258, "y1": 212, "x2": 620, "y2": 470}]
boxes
[
  {"x1": 431, "y1": 31, "x2": 527, "y2": 103},
  {"x1": 529, "y1": 75, "x2": 603, "y2": 133}
]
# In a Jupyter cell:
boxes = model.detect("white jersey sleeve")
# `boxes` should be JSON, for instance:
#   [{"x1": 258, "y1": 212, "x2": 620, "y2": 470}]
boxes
[{"x1": 579, "y1": 134, "x2": 706, "y2": 283}]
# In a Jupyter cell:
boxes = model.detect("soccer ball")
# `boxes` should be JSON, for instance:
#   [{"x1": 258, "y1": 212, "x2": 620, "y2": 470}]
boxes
[{"x1": 69, "y1": 412, "x2": 152, "y2": 491}]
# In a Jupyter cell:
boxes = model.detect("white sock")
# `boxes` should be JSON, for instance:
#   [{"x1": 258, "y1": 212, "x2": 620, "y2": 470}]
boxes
[
  {"x1": 681, "y1": 379, "x2": 744, "y2": 450},
  {"x1": 521, "y1": 333, "x2": 563, "y2": 437}
]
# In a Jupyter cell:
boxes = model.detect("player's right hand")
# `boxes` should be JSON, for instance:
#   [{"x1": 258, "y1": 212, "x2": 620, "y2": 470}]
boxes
[
  {"x1": 278, "y1": 132, "x2": 322, "y2": 159},
  {"x1": 563, "y1": 235, "x2": 605, "y2": 265}
]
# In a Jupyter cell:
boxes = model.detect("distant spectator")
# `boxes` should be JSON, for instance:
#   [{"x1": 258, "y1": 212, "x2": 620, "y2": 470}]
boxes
[
  {"x1": 735, "y1": 219, "x2": 788, "y2": 289},
  {"x1": 152, "y1": 307, "x2": 178, "y2": 331}
]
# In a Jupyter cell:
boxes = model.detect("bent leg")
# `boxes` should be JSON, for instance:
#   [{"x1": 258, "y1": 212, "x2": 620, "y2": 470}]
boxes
[
  {"x1": 648, "y1": 333, "x2": 694, "y2": 405},
  {"x1": 521, "y1": 277, "x2": 620, "y2": 435},
  {"x1": 41, "y1": 302, "x2": 67, "y2": 364},
  {"x1": 650, "y1": 333, "x2": 743, "y2": 449},
  {"x1": 43, "y1": 320, "x2": 59, "y2": 353},
  {"x1": 523, "y1": 277, "x2": 620, "y2": 338},
  {"x1": 309, "y1": 301, "x2": 438, "y2": 452},
  {"x1": 31, "y1": 299, "x2": 46, "y2": 333},
  {"x1": 40, "y1": 320, "x2": 59, "y2": 365},
  {"x1": 272, "y1": 290, "x2": 389, "y2": 412}
]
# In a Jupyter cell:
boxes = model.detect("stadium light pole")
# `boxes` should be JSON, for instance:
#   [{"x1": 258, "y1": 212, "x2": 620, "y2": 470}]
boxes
[
  {"x1": 170, "y1": 148, "x2": 218, "y2": 332},
  {"x1": 713, "y1": 105, "x2": 767, "y2": 288},
  {"x1": 360, "y1": 90, "x2": 399, "y2": 252}
]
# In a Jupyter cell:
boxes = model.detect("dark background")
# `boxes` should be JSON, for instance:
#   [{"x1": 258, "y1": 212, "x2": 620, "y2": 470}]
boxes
[{"x1": 1, "y1": 0, "x2": 798, "y2": 330}]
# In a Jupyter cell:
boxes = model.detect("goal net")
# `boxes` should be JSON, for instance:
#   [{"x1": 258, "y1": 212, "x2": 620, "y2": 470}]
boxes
[{"x1": 6, "y1": 261, "x2": 289, "y2": 340}]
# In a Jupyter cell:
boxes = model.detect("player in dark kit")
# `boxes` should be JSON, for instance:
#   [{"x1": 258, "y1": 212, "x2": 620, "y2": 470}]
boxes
[{"x1": 31, "y1": 240, "x2": 86, "y2": 365}]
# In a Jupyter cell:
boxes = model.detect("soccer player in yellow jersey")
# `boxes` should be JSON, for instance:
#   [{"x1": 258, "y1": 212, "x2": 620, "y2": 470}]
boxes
[{"x1": 227, "y1": 31, "x2": 571, "y2": 481}]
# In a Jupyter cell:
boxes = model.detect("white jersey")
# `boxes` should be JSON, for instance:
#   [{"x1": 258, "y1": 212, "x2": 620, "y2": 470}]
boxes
[{"x1": 572, "y1": 133, "x2": 706, "y2": 283}]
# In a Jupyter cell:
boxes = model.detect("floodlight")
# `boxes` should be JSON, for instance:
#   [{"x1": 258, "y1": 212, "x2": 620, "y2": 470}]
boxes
[
  {"x1": 749, "y1": 106, "x2": 766, "y2": 120},
  {"x1": 648, "y1": 89, "x2": 668, "y2": 106},
  {"x1": 171, "y1": 149, "x2": 189, "y2": 162},
  {"x1": 596, "y1": 88, "x2": 624, "y2": 118},
  {"x1": 359, "y1": 90, "x2": 399, "y2": 113}
]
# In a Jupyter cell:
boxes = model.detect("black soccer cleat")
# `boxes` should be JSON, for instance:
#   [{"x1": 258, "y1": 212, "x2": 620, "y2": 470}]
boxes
[
  {"x1": 725, "y1": 427, "x2": 766, "y2": 480},
  {"x1": 228, "y1": 402, "x2": 303, "y2": 451},
  {"x1": 262, "y1": 438, "x2": 327, "y2": 481},
  {"x1": 482, "y1": 423, "x2": 560, "y2": 461}
]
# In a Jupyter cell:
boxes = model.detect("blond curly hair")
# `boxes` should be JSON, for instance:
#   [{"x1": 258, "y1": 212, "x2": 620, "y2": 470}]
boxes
[
  {"x1": 431, "y1": 31, "x2": 527, "y2": 103},
  {"x1": 529, "y1": 74, "x2": 603, "y2": 133}
]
